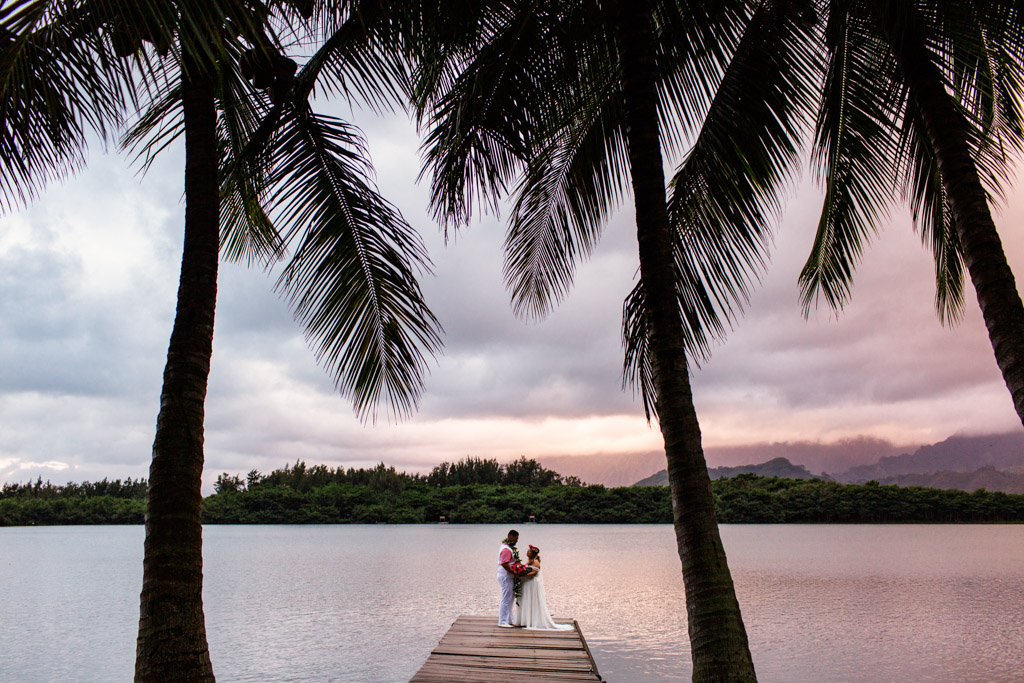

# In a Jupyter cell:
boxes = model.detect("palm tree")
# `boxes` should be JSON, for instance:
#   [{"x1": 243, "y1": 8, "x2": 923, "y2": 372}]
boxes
[
  {"x1": 404, "y1": 0, "x2": 793, "y2": 678},
  {"x1": 647, "y1": 0, "x2": 1024, "y2": 431},
  {"x1": 1, "y1": 2, "x2": 442, "y2": 680},
  {"x1": 623, "y1": 0, "x2": 1022, "y2": 672},
  {"x1": 793, "y1": 1, "x2": 1024, "y2": 425},
  {"x1": 407, "y1": 0, "x2": 1020, "y2": 677}
]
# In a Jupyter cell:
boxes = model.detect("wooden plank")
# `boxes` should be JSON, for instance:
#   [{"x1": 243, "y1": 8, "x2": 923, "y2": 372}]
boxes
[
  {"x1": 443, "y1": 627, "x2": 581, "y2": 638},
  {"x1": 432, "y1": 646, "x2": 592, "y2": 660},
  {"x1": 439, "y1": 636, "x2": 584, "y2": 647},
  {"x1": 450, "y1": 616, "x2": 577, "y2": 624},
  {"x1": 429, "y1": 650, "x2": 593, "y2": 665},
  {"x1": 444, "y1": 627, "x2": 580, "y2": 636},
  {"x1": 413, "y1": 663, "x2": 601, "y2": 681},
  {"x1": 422, "y1": 655, "x2": 594, "y2": 672},
  {"x1": 573, "y1": 619, "x2": 602, "y2": 681},
  {"x1": 410, "y1": 615, "x2": 602, "y2": 682},
  {"x1": 444, "y1": 626, "x2": 581, "y2": 634},
  {"x1": 437, "y1": 643, "x2": 584, "y2": 652}
]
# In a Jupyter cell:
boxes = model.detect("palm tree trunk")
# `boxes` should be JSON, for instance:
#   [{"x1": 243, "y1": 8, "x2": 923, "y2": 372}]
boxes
[
  {"x1": 135, "y1": 50, "x2": 218, "y2": 683},
  {"x1": 610, "y1": 1, "x2": 757, "y2": 680},
  {"x1": 876, "y1": 3, "x2": 1024, "y2": 428}
]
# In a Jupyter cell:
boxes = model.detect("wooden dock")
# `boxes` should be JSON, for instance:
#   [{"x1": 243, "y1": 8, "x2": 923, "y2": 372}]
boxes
[{"x1": 410, "y1": 615, "x2": 603, "y2": 682}]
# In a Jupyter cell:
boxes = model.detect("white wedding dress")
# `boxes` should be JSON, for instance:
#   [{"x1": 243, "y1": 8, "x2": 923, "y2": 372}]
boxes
[{"x1": 513, "y1": 565, "x2": 572, "y2": 630}]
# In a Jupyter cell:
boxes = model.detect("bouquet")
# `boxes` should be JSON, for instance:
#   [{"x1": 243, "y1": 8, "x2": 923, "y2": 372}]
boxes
[{"x1": 510, "y1": 561, "x2": 530, "y2": 601}]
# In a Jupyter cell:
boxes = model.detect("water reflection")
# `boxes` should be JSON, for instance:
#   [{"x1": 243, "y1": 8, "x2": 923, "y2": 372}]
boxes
[{"x1": 1, "y1": 524, "x2": 1022, "y2": 681}]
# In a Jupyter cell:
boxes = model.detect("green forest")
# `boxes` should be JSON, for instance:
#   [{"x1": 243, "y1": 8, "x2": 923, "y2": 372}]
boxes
[{"x1": 3, "y1": 458, "x2": 1024, "y2": 526}]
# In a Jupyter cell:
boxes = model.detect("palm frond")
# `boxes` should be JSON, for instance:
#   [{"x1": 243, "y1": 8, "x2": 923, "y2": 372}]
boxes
[
  {"x1": 652, "y1": 0, "x2": 753, "y2": 158},
  {"x1": 914, "y1": 0, "x2": 1016, "y2": 207},
  {"x1": 799, "y1": 6, "x2": 903, "y2": 314},
  {"x1": 938, "y1": 0, "x2": 1024, "y2": 175},
  {"x1": 415, "y1": 0, "x2": 630, "y2": 319},
  {"x1": 414, "y1": 0, "x2": 574, "y2": 230},
  {"x1": 621, "y1": 280, "x2": 656, "y2": 420},
  {"x1": 960, "y1": 0, "x2": 1024, "y2": 201},
  {"x1": 294, "y1": 0, "x2": 408, "y2": 114},
  {"x1": 263, "y1": 105, "x2": 443, "y2": 420},
  {"x1": 121, "y1": 77, "x2": 184, "y2": 173},
  {"x1": 406, "y1": 0, "x2": 523, "y2": 112},
  {"x1": 902, "y1": 99, "x2": 966, "y2": 324},
  {"x1": 174, "y1": 0, "x2": 261, "y2": 70},
  {"x1": 217, "y1": 35, "x2": 283, "y2": 265},
  {"x1": 0, "y1": 0, "x2": 132, "y2": 212},
  {"x1": 503, "y1": 53, "x2": 629, "y2": 320}
]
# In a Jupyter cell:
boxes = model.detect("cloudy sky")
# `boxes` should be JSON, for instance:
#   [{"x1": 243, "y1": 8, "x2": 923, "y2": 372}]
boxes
[{"x1": 2, "y1": 100, "x2": 1023, "y2": 490}]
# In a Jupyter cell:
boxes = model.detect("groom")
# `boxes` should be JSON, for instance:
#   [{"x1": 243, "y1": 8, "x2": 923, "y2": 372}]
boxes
[{"x1": 497, "y1": 529, "x2": 519, "y2": 627}]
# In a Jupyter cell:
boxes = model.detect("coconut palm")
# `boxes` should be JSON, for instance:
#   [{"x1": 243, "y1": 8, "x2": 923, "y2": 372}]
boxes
[
  {"x1": 617, "y1": 0, "x2": 1022, "y2": 674},
  {"x1": 793, "y1": 1, "x2": 1024, "y2": 424},
  {"x1": 1, "y1": 2, "x2": 442, "y2": 680},
  {"x1": 645, "y1": 0, "x2": 1023, "y2": 410},
  {"x1": 407, "y1": 1, "x2": 1020, "y2": 677},
  {"x1": 696, "y1": 0, "x2": 1024, "y2": 425},
  {"x1": 401, "y1": 0, "x2": 825, "y2": 677},
  {"x1": 635, "y1": 0, "x2": 1023, "y2": 434}
]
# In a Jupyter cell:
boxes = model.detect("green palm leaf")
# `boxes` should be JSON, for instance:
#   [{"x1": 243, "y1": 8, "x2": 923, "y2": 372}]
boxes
[
  {"x1": 414, "y1": 0, "x2": 575, "y2": 229},
  {"x1": 801, "y1": 0, "x2": 1021, "y2": 322},
  {"x1": 217, "y1": 37, "x2": 282, "y2": 265},
  {"x1": 651, "y1": 0, "x2": 752, "y2": 157},
  {"x1": 433, "y1": 0, "x2": 757, "y2": 323},
  {"x1": 294, "y1": 0, "x2": 408, "y2": 114},
  {"x1": 0, "y1": 0, "x2": 280, "y2": 213},
  {"x1": 0, "y1": 0, "x2": 130, "y2": 211},
  {"x1": 799, "y1": 5, "x2": 903, "y2": 314},
  {"x1": 263, "y1": 105, "x2": 443, "y2": 420},
  {"x1": 503, "y1": 48, "x2": 629, "y2": 319},
  {"x1": 902, "y1": 98, "x2": 965, "y2": 324},
  {"x1": 936, "y1": 0, "x2": 1024, "y2": 167}
]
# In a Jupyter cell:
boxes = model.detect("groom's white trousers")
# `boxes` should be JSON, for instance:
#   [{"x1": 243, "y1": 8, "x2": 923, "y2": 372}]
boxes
[{"x1": 497, "y1": 570, "x2": 515, "y2": 625}]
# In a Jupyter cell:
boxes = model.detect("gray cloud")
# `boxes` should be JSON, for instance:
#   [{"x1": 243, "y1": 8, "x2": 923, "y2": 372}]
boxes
[
  {"x1": 0, "y1": 242, "x2": 170, "y2": 399},
  {"x1": 1, "y1": 109, "x2": 1022, "y2": 490}
]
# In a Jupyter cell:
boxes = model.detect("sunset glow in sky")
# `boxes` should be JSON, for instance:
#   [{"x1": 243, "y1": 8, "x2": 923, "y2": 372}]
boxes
[{"x1": 2, "y1": 107, "x2": 1023, "y2": 489}]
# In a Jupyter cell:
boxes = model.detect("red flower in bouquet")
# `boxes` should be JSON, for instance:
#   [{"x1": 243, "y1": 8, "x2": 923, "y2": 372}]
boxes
[{"x1": 510, "y1": 561, "x2": 531, "y2": 602}]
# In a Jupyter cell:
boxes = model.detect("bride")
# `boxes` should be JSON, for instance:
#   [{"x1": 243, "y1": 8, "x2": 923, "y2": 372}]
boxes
[{"x1": 513, "y1": 545, "x2": 572, "y2": 630}]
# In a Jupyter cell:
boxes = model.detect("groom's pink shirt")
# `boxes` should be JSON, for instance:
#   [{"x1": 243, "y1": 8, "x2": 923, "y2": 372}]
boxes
[{"x1": 499, "y1": 545, "x2": 513, "y2": 564}]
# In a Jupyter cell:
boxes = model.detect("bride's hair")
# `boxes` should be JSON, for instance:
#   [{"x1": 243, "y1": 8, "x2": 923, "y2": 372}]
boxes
[{"x1": 527, "y1": 544, "x2": 540, "y2": 557}]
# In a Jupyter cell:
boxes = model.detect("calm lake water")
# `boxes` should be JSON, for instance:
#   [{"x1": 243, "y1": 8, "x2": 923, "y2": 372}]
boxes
[{"x1": 2, "y1": 524, "x2": 1023, "y2": 682}]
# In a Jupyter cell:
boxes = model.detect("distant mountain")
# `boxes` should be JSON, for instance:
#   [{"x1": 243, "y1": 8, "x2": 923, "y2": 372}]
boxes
[
  {"x1": 634, "y1": 471, "x2": 667, "y2": 486},
  {"x1": 704, "y1": 437, "x2": 913, "y2": 475},
  {"x1": 635, "y1": 457, "x2": 822, "y2": 486},
  {"x1": 876, "y1": 467, "x2": 1024, "y2": 494},
  {"x1": 633, "y1": 459, "x2": 1024, "y2": 494},
  {"x1": 543, "y1": 431, "x2": 1024, "y2": 488},
  {"x1": 833, "y1": 432, "x2": 1024, "y2": 483}
]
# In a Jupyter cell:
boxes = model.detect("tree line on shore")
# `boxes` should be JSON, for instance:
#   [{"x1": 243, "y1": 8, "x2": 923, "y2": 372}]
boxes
[
  {"x1": 211, "y1": 456, "x2": 583, "y2": 493},
  {"x1": 4, "y1": 458, "x2": 1024, "y2": 526}
]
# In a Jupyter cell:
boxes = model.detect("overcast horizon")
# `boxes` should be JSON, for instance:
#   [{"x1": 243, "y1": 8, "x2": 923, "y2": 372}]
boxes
[{"x1": 3, "y1": 102, "x2": 1024, "y2": 492}]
